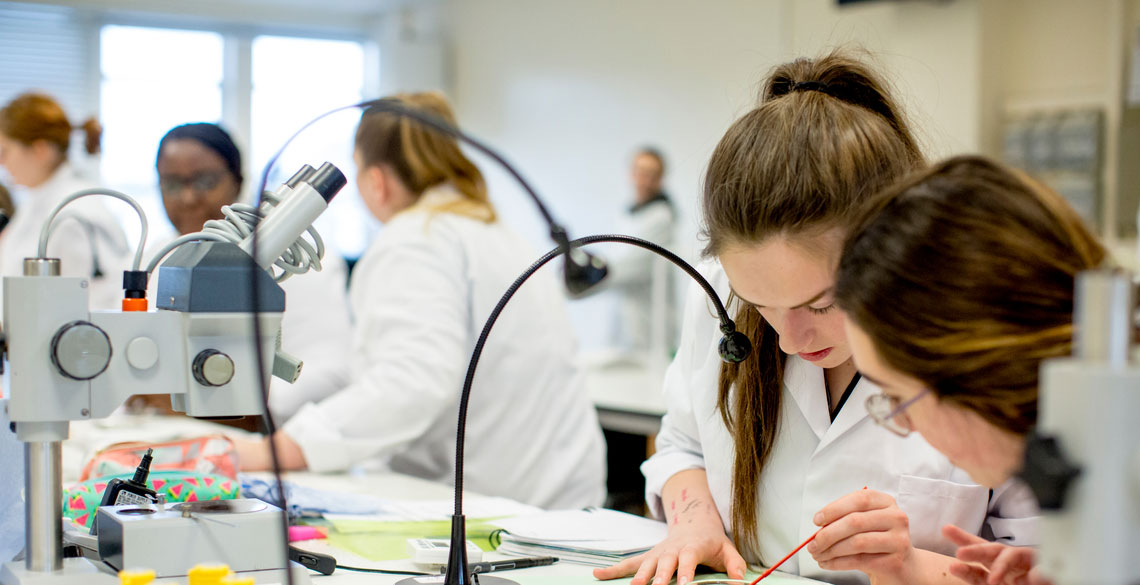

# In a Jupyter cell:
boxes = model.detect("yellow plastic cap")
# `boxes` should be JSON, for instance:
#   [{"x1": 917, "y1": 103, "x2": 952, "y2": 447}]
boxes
[
  {"x1": 118, "y1": 569, "x2": 156, "y2": 585},
  {"x1": 188, "y1": 564, "x2": 232, "y2": 585},
  {"x1": 219, "y1": 577, "x2": 256, "y2": 585}
]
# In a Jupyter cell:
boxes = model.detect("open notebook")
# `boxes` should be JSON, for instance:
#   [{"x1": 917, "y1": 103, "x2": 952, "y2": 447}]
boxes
[{"x1": 490, "y1": 508, "x2": 667, "y2": 567}]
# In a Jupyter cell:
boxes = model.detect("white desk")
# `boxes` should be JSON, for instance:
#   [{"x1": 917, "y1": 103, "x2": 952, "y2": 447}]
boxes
[{"x1": 285, "y1": 472, "x2": 825, "y2": 585}]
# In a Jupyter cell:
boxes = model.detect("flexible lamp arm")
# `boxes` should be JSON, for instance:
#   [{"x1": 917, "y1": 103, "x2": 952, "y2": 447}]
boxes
[{"x1": 454, "y1": 233, "x2": 749, "y2": 515}]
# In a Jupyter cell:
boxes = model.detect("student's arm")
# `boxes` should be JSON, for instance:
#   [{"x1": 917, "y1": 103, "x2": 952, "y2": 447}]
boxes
[
  {"x1": 808, "y1": 489, "x2": 968, "y2": 585},
  {"x1": 238, "y1": 222, "x2": 470, "y2": 473},
  {"x1": 596, "y1": 265, "x2": 745, "y2": 585},
  {"x1": 594, "y1": 469, "x2": 746, "y2": 585}
]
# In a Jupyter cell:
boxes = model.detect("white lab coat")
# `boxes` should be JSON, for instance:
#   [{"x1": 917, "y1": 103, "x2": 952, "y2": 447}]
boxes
[
  {"x1": 607, "y1": 195, "x2": 678, "y2": 352},
  {"x1": 0, "y1": 163, "x2": 130, "y2": 311},
  {"x1": 148, "y1": 228, "x2": 353, "y2": 422},
  {"x1": 643, "y1": 262, "x2": 1039, "y2": 585},
  {"x1": 283, "y1": 185, "x2": 607, "y2": 510},
  {"x1": 266, "y1": 246, "x2": 353, "y2": 422}
]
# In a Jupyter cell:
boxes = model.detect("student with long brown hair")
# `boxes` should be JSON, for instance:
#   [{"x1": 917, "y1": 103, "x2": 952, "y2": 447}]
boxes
[
  {"x1": 836, "y1": 155, "x2": 1105, "y2": 585},
  {"x1": 596, "y1": 53, "x2": 1038, "y2": 585},
  {"x1": 234, "y1": 92, "x2": 606, "y2": 509},
  {"x1": 0, "y1": 92, "x2": 129, "y2": 310}
]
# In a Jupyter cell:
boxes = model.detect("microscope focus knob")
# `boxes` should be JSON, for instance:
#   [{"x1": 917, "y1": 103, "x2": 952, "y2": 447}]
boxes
[
  {"x1": 1019, "y1": 431, "x2": 1082, "y2": 510},
  {"x1": 192, "y1": 350, "x2": 234, "y2": 387},
  {"x1": 50, "y1": 320, "x2": 112, "y2": 380}
]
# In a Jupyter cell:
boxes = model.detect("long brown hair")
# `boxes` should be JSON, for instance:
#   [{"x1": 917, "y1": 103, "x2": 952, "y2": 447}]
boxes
[
  {"x1": 701, "y1": 50, "x2": 924, "y2": 559},
  {"x1": 836, "y1": 155, "x2": 1107, "y2": 435},
  {"x1": 0, "y1": 92, "x2": 101, "y2": 161},
  {"x1": 355, "y1": 91, "x2": 495, "y2": 222}
]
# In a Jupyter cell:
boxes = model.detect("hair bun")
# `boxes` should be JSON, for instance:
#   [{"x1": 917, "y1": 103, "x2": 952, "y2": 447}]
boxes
[{"x1": 80, "y1": 117, "x2": 102, "y2": 156}]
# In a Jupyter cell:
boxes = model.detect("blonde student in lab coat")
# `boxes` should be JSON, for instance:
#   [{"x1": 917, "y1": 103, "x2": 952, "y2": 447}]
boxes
[
  {"x1": 235, "y1": 92, "x2": 607, "y2": 510},
  {"x1": 153, "y1": 122, "x2": 353, "y2": 422},
  {"x1": 836, "y1": 156, "x2": 1106, "y2": 585},
  {"x1": 595, "y1": 52, "x2": 1038, "y2": 585},
  {"x1": 0, "y1": 92, "x2": 130, "y2": 310}
]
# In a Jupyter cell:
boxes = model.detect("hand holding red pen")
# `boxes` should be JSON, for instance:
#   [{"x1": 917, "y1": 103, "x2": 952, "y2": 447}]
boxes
[{"x1": 806, "y1": 488, "x2": 917, "y2": 584}]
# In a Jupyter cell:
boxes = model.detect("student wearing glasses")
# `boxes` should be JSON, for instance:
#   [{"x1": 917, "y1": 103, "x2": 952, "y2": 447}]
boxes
[
  {"x1": 836, "y1": 155, "x2": 1104, "y2": 585},
  {"x1": 154, "y1": 122, "x2": 353, "y2": 422},
  {"x1": 596, "y1": 53, "x2": 1038, "y2": 585}
]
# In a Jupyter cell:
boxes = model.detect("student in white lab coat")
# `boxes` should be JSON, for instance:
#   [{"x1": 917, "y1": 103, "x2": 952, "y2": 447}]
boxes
[
  {"x1": 153, "y1": 122, "x2": 353, "y2": 422},
  {"x1": 607, "y1": 147, "x2": 678, "y2": 352},
  {"x1": 837, "y1": 156, "x2": 1106, "y2": 585},
  {"x1": 236, "y1": 92, "x2": 607, "y2": 510},
  {"x1": 0, "y1": 92, "x2": 129, "y2": 310},
  {"x1": 596, "y1": 52, "x2": 1038, "y2": 585}
]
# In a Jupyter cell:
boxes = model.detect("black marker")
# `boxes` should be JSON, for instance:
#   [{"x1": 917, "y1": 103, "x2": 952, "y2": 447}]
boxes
[{"x1": 444, "y1": 556, "x2": 558, "y2": 575}]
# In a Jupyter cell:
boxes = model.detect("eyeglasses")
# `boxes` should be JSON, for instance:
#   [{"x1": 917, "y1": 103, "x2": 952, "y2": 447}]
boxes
[
  {"x1": 160, "y1": 172, "x2": 225, "y2": 197},
  {"x1": 865, "y1": 388, "x2": 930, "y2": 437}
]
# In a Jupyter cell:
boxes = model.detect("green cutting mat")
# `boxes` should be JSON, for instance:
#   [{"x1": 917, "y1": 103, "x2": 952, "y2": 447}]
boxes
[{"x1": 321, "y1": 518, "x2": 501, "y2": 562}]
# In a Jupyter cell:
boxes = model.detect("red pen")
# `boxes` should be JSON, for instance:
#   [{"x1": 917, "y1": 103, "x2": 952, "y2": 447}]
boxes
[{"x1": 750, "y1": 487, "x2": 867, "y2": 584}]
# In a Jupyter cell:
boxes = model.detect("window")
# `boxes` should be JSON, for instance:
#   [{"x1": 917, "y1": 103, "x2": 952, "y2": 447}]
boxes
[
  {"x1": 100, "y1": 25, "x2": 225, "y2": 245},
  {"x1": 250, "y1": 35, "x2": 377, "y2": 258},
  {"x1": 95, "y1": 24, "x2": 377, "y2": 258}
]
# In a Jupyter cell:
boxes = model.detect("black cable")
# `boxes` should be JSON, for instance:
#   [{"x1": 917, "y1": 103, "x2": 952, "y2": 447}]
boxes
[
  {"x1": 336, "y1": 565, "x2": 432, "y2": 576},
  {"x1": 453, "y1": 234, "x2": 738, "y2": 516}
]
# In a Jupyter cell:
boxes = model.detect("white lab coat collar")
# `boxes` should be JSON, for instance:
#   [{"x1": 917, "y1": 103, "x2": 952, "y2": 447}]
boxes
[
  {"x1": 784, "y1": 355, "x2": 875, "y2": 454},
  {"x1": 22, "y1": 162, "x2": 81, "y2": 211},
  {"x1": 401, "y1": 183, "x2": 494, "y2": 222}
]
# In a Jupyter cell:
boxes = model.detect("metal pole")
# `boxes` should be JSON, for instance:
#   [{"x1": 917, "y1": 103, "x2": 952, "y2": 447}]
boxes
[
  {"x1": 23, "y1": 442, "x2": 62, "y2": 572},
  {"x1": 21, "y1": 257, "x2": 64, "y2": 573},
  {"x1": 1074, "y1": 270, "x2": 1132, "y2": 365}
]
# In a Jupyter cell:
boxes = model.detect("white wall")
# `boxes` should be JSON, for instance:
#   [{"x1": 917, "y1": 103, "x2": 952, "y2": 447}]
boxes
[
  {"x1": 448, "y1": 0, "x2": 785, "y2": 254},
  {"x1": 440, "y1": 0, "x2": 993, "y2": 346},
  {"x1": 785, "y1": 0, "x2": 984, "y2": 158},
  {"x1": 444, "y1": 0, "x2": 788, "y2": 347}
]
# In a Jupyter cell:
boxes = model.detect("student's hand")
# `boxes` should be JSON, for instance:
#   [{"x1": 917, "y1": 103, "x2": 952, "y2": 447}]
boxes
[
  {"x1": 593, "y1": 470, "x2": 746, "y2": 585},
  {"x1": 592, "y1": 524, "x2": 747, "y2": 585},
  {"x1": 808, "y1": 489, "x2": 916, "y2": 584},
  {"x1": 232, "y1": 432, "x2": 308, "y2": 472},
  {"x1": 943, "y1": 525, "x2": 1050, "y2": 585}
]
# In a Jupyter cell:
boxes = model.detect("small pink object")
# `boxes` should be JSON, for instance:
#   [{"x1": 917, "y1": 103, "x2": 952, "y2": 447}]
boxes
[{"x1": 288, "y1": 526, "x2": 328, "y2": 542}]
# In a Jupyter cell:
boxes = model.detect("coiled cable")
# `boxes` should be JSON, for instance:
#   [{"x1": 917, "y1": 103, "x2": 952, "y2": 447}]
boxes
[{"x1": 145, "y1": 189, "x2": 325, "y2": 281}]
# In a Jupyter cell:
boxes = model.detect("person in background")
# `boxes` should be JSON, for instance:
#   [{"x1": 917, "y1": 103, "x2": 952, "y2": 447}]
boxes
[
  {"x1": 836, "y1": 156, "x2": 1106, "y2": 585},
  {"x1": 0, "y1": 181, "x2": 15, "y2": 222},
  {"x1": 234, "y1": 92, "x2": 607, "y2": 510},
  {"x1": 153, "y1": 122, "x2": 353, "y2": 423},
  {"x1": 596, "y1": 52, "x2": 1037, "y2": 585},
  {"x1": 0, "y1": 92, "x2": 129, "y2": 310},
  {"x1": 607, "y1": 147, "x2": 678, "y2": 354}
]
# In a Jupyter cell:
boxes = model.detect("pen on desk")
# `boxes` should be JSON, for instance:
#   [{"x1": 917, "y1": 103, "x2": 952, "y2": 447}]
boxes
[{"x1": 445, "y1": 556, "x2": 558, "y2": 575}]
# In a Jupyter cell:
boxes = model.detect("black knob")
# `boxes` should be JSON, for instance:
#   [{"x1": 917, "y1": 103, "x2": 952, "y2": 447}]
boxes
[
  {"x1": 50, "y1": 320, "x2": 112, "y2": 380},
  {"x1": 192, "y1": 349, "x2": 234, "y2": 387},
  {"x1": 1018, "y1": 432, "x2": 1082, "y2": 510}
]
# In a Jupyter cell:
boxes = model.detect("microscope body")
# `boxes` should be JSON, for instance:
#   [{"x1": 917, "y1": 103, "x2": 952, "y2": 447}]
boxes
[
  {"x1": 5, "y1": 247, "x2": 284, "y2": 433},
  {"x1": 1029, "y1": 270, "x2": 1140, "y2": 585},
  {"x1": 0, "y1": 161, "x2": 344, "y2": 585}
]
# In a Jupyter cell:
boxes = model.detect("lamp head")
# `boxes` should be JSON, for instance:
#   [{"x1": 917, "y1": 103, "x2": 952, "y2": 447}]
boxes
[
  {"x1": 564, "y1": 247, "x2": 608, "y2": 297},
  {"x1": 718, "y1": 326, "x2": 751, "y2": 363}
]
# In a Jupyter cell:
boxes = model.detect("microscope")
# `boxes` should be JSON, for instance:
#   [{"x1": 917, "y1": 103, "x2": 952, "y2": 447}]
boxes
[
  {"x1": 0, "y1": 162, "x2": 345, "y2": 585},
  {"x1": 1024, "y1": 268, "x2": 1140, "y2": 585}
]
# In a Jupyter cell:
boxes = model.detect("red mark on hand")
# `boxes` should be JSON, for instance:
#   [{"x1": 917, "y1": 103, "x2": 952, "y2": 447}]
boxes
[
  {"x1": 671, "y1": 501, "x2": 676, "y2": 511},
  {"x1": 681, "y1": 489, "x2": 688, "y2": 502}
]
